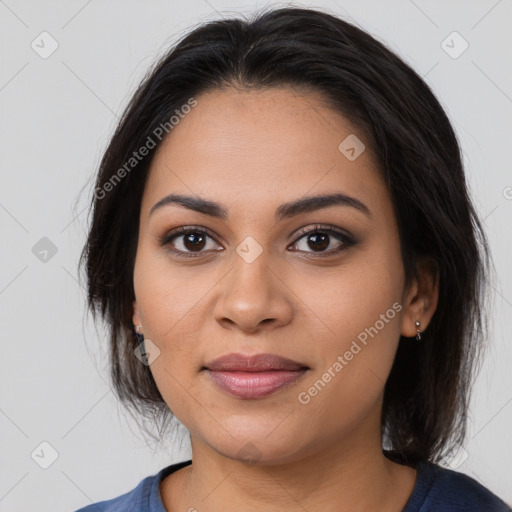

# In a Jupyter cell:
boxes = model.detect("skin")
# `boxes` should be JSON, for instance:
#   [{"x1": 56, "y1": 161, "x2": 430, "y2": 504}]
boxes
[{"x1": 132, "y1": 86, "x2": 439, "y2": 511}]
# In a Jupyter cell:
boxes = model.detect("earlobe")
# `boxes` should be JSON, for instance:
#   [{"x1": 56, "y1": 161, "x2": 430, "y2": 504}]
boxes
[
  {"x1": 400, "y1": 257, "x2": 439, "y2": 339},
  {"x1": 132, "y1": 300, "x2": 141, "y2": 329},
  {"x1": 400, "y1": 279, "x2": 421, "y2": 338}
]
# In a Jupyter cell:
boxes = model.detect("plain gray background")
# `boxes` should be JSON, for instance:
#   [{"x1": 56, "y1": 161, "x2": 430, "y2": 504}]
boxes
[{"x1": 1, "y1": 0, "x2": 511, "y2": 510}]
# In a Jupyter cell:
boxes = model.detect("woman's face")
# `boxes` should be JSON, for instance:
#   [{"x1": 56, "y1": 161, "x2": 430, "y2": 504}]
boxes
[{"x1": 133, "y1": 87, "x2": 420, "y2": 464}]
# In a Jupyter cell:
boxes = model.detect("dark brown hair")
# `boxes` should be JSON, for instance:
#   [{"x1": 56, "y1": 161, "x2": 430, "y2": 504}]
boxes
[{"x1": 79, "y1": 7, "x2": 491, "y2": 465}]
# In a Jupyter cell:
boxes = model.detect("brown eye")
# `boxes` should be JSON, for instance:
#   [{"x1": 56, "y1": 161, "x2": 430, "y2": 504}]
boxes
[
  {"x1": 289, "y1": 225, "x2": 356, "y2": 256},
  {"x1": 182, "y1": 232, "x2": 207, "y2": 251},
  {"x1": 305, "y1": 232, "x2": 330, "y2": 251},
  {"x1": 161, "y1": 227, "x2": 222, "y2": 257}
]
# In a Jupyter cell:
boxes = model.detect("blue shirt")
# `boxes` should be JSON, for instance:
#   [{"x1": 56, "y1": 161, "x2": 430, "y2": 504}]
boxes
[{"x1": 74, "y1": 459, "x2": 511, "y2": 511}]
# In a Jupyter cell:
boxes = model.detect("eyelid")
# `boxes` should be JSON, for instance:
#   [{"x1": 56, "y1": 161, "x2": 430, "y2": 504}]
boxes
[
  {"x1": 162, "y1": 225, "x2": 221, "y2": 243},
  {"x1": 289, "y1": 223, "x2": 355, "y2": 244}
]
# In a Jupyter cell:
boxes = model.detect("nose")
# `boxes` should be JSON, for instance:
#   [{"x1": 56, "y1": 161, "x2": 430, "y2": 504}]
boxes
[{"x1": 213, "y1": 253, "x2": 294, "y2": 334}]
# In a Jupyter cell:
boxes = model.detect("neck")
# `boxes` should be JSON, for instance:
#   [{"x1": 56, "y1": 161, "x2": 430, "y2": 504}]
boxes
[{"x1": 161, "y1": 416, "x2": 417, "y2": 512}]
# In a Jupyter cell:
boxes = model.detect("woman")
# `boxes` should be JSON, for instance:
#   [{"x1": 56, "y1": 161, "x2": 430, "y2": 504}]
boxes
[{"x1": 76, "y1": 6, "x2": 511, "y2": 511}]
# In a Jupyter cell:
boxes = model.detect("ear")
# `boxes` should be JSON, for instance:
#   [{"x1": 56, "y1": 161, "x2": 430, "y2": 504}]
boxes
[
  {"x1": 401, "y1": 256, "x2": 439, "y2": 338},
  {"x1": 132, "y1": 300, "x2": 142, "y2": 330}
]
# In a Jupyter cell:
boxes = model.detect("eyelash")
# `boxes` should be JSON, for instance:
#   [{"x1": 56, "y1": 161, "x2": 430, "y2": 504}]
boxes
[{"x1": 158, "y1": 224, "x2": 356, "y2": 259}]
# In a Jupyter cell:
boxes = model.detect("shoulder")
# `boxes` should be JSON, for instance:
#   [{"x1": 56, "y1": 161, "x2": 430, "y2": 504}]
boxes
[
  {"x1": 72, "y1": 460, "x2": 192, "y2": 512},
  {"x1": 404, "y1": 461, "x2": 511, "y2": 512},
  {"x1": 72, "y1": 474, "x2": 156, "y2": 512}
]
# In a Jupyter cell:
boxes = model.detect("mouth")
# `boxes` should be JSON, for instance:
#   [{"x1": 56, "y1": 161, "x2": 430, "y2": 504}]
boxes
[{"x1": 202, "y1": 353, "x2": 310, "y2": 399}]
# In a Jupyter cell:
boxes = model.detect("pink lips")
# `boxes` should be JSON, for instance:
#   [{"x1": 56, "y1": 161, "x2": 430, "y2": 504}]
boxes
[{"x1": 204, "y1": 353, "x2": 309, "y2": 399}]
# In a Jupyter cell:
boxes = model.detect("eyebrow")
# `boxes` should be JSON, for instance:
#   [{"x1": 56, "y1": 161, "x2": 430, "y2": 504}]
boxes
[{"x1": 149, "y1": 192, "x2": 371, "y2": 221}]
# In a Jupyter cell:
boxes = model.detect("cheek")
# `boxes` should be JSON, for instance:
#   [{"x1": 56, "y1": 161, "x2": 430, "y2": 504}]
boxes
[
  {"x1": 295, "y1": 242, "x2": 404, "y2": 409},
  {"x1": 299, "y1": 244, "x2": 404, "y2": 349},
  {"x1": 133, "y1": 244, "x2": 219, "y2": 340},
  {"x1": 133, "y1": 244, "x2": 225, "y2": 407},
  {"x1": 296, "y1": 298, "x2": 402, "y2": 438}
]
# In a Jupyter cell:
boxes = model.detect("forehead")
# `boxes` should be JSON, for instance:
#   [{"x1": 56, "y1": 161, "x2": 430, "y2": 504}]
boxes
[{"x1": 142, "y1": 87, "x2": 388, "y2": 220}]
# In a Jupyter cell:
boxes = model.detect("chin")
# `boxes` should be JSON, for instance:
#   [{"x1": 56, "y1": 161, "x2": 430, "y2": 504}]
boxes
[{"x1": 201, "y1": 421, "x2": 310, "y2": 467}]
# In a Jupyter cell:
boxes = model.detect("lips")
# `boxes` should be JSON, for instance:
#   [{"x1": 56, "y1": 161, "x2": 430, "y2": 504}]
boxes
[
  {"x1": 205, "y1": 353, "x2": 307, "y2": 372},
  {"x1": 203, "y1": 353, "x2": 309, "y2": 399}
]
